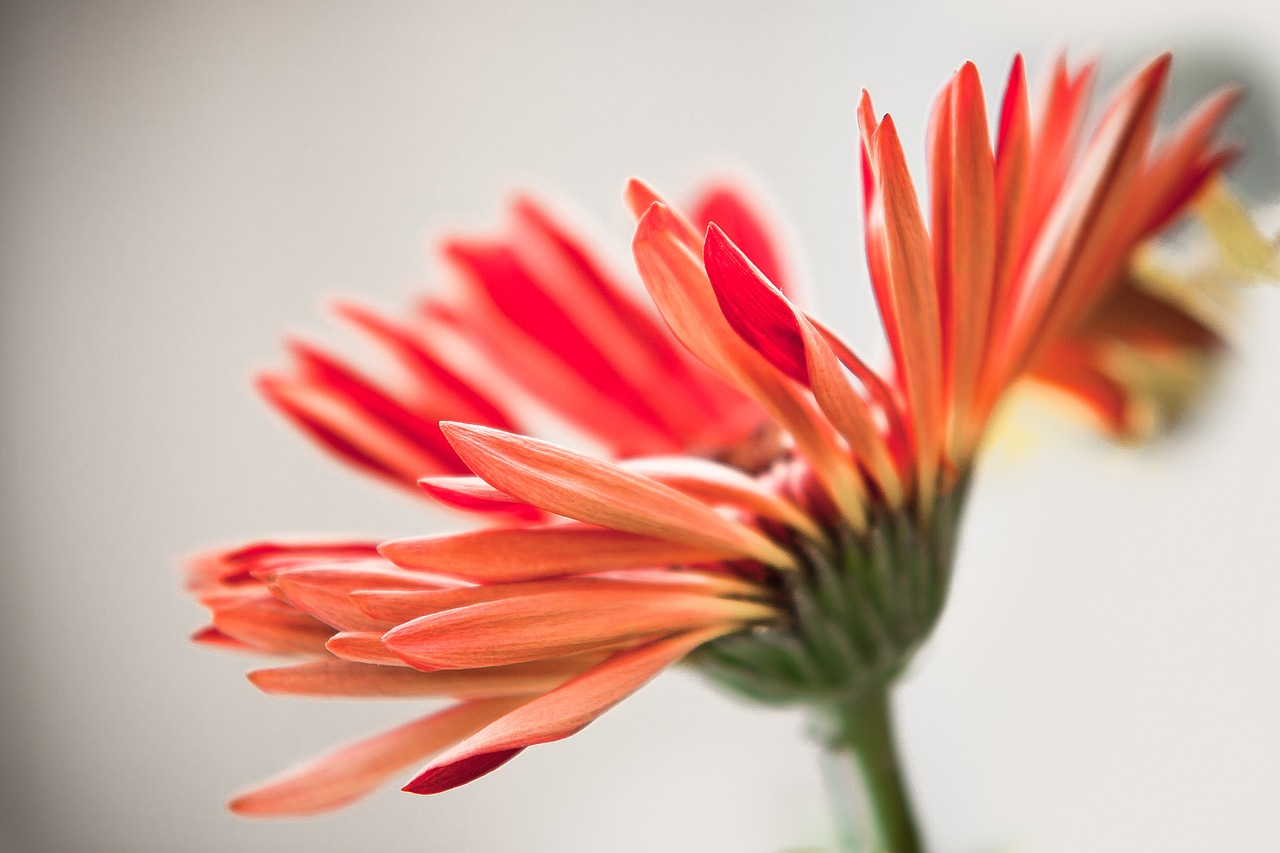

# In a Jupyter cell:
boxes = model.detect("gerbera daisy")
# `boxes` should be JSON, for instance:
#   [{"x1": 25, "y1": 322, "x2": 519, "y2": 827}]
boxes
[{"x1": 188, "y1": 53, "x2": 1275, "y2": 850}]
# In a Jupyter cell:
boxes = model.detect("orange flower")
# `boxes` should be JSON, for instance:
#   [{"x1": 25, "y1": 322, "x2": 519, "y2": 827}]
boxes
[{"x1": 190, "y1": 53, "x2": 1249, "y2": 818}]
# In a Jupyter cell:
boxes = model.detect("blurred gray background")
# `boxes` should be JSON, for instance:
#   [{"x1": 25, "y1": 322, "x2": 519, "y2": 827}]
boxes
[{"x1": 3, "y1": 2, "x2": 1279, "y2": 851}]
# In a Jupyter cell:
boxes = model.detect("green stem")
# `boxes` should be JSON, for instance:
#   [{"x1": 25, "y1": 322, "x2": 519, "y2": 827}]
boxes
[{"x1": 816, "y1": 688, "x2": 922, "y2": 853}]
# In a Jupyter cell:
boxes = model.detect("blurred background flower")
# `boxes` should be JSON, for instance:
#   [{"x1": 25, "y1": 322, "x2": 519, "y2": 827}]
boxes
[{"x1": 2, "y1": 2, "x2": 1278, "y2": 852}]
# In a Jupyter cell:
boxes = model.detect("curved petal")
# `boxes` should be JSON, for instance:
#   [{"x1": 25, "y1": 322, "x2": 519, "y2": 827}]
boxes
[
  {"x1": 229, "y1": 697, "x2": 530, "y2": 816},
  {"x1": 402, "y1": 628, "x2": 725, "y2": 794},
  {"x1": 439, "y1": 423, "x2": 795, "y2": 568}
]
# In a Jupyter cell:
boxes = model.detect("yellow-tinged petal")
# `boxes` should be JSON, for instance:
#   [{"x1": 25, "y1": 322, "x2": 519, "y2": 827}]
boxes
[{"x1": 1196, "y1": 181, "x2": 1280, "y2": 281}]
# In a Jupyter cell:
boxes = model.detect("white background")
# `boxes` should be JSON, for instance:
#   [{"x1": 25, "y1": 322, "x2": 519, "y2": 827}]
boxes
[{"x1": 3, "y1": 2, "x2": 1279, "y2": 851}]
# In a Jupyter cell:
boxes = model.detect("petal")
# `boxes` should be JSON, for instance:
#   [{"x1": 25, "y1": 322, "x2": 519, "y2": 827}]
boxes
[
  {"x1": 326, "y1": 631, "x2": 408, "y2": 666},
  {"x1": 442, "y1": 238, "x2": 681, "y2": 454},
  {"x1": 352, "y1": 575, "x2": 766, "y2": 625},
  {"x1": 867, "y1": 115, "x2": 945, "y2": 503},
  {"x1": 257, "y1": 371, "x2": 455, "y2": 490},
  {"x1": 272, "y1": 564, "x2": 454, "y2": 632},
  {"x1": 704, "y1": 224, "x2": 808, "y2": 384},
  {"x1": 329, "y1": 300, "x2": 516, "y2": 430},
  {"x1": 1011, "y1": 54, "x2": 1171, "y2": 375},
  {"x1": 620, "y1": 455, "x2": 822, "y2": 537},
  {"x1": 380, "y1": 523, "x2": 744, "y2": 583},
  {"x1": 247, "y1": 657, "x2": 594, "y2": 699},
  {"x1": 702, "y1": 226, "x2": 904, "y2": 505},
  {"x1": 416, "y1": 475, "x2": 541, "y2": 519},
  {"x1": 211, "y1": 595, "x2": 334, "y2": 656},
  {"x1": 633, "y1": 201, "x2": 866, "y2": 528},
  {"x1": 403, "y1": 628, "x2": 724, "y2": 794},
  {"x1": 689, "y1": 180, "x2": 796, "y2": 298},
  {"x1": 229, "y1": 697, "x2": 529, "y2": 816},
  {"x1": 439, "y1": 423, "x2": 795, "y2": 568},
  {"x1": 935, "y1": 62, "x2": 997, "y2": 458},
  {"x1": 381, "y1": 587, "x2": 777, "y2": 670}
]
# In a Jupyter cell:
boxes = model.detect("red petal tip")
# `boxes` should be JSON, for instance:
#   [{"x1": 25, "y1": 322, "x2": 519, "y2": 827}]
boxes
[{"x1": 402, "y1": 748, "x2": 525, "y2": 795}]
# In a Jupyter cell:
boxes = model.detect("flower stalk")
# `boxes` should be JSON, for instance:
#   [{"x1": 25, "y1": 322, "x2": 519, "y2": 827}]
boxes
[{"x1": 816, "y1": 688, "x2": 922, "y2": 853}]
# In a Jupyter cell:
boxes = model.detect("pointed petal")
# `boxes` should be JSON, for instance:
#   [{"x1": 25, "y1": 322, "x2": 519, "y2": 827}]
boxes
[
  {"x1": 211, "y1": 595, "x2": 334, "y2": 656},
  {"x1": 417, "y1": 475, "x2": 542, "y2": 519},
  {"x1": 382, "y1": 587, "x2": 777, "y2": 670},
  {"x1": 620, "y1": 455, "x2": 822, "y2": 537},
  {"x1": 272, "y1": 564, "x2": 453, "y2": 632},
  {"x1": 257, "y1": 371, "x2": 455, "y2": 490},
  {"x1": 702, "y1": 225, "x2": 903, "y2": 505},
  {"x1": 329, "y1": 300, "x2": 515, "y2": 430},
  {"x1": 380, "y1": 524, "x2": 738, "y2": 583},
  {"x1": 403, "y1": 628, "x2": 723, "y2": 794},
  {"x1": 229, "y1": 697, "x2": 529, "y2": 816},
  {"x1": 939, "y1": 63, "x2": 998, "y2": 456},
  {"x1": 689, "y1": 181, "x2": 795, "y2": 298},
  {"x1": 247, "y1": 657, "x2": 594, "y2": 699},
  {"x1": 868, "y1": 116, "x2": 945, "y2": 500},
  {"x1": 326, "y1": 631, "x2": 408, "y2": 666},
  {"x1": 704, "y1": 224, "x2": 808, "y2": 384},
  {"x1": 1008, "y1": 54, "x2": 1171, "y2": 380},
  {"x1": 352, "y1": 574, "x2": 765, "y2": 625},
  {"x1": 633, "y1": 203, "x2": 866, "y2": 528},
  {"x1": 439, "y1": 423, "x2": 795, "y2": 568}
]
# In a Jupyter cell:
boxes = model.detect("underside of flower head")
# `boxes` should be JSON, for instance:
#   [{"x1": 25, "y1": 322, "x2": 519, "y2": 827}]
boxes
[{"x1": 188, "y1": 51, "x2": 1267, "y2": 817}]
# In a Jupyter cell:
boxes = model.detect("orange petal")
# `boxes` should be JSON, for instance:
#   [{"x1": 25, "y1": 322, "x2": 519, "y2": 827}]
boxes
[
  {"x1": 795, "y1": 317, "x2": 905, "y2": 507},
  {"x1": 247, "y1": 657, "x2": 594, "y2": 699},
  {"x1": 439, "y1": 423, "x2": 795, "y2": 568},
  {"x1": 273, "y1": 564, "x2": 453, "y2": 632},
  {"x1": 382, "y1": 587, "x2": 777, "y2": 670},
  {"x1": 868, "y1": 115, "x2": 945, "y2": 503},
  {"x1": 326, "y1": 631, "x2": 408, "y2": 666},
  {"x1": 416, "y1": 475, "x2": 541, "y2": 518},
  {"x1": 229, "y1": 697, "x2": 530, "y2": 816},
  {"x1": 353, "y1": 575, "x2": 765, "y2": 625},
  {"x1": 620, "y1": 455, "x2": 821, "y2": 537},
  {"x1": 380, "y1": 523, "x2": 744, "y2": 583},
  {"x1": 938, "y1": 63, "x2": 997, "y2": 458},
  {"x1": 211, "y1": 595, "x2": 334, "y2": 656},
  {"x1": 403, "y1": 628, "x2": 724, "y2": 794},
  {"x1": 633, "y1": 203, "x2": 866, "y2": 528}
]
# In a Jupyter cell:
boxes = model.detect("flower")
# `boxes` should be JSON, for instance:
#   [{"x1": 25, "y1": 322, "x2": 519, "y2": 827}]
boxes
[{"x1": 190, "y1": 53, "x2": 1257, "y2": 818}]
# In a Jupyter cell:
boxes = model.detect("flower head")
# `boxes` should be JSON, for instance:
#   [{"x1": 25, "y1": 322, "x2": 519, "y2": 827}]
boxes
[{"x1": 190, "y1": 53, "x2": 1266, "y2": 815}]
